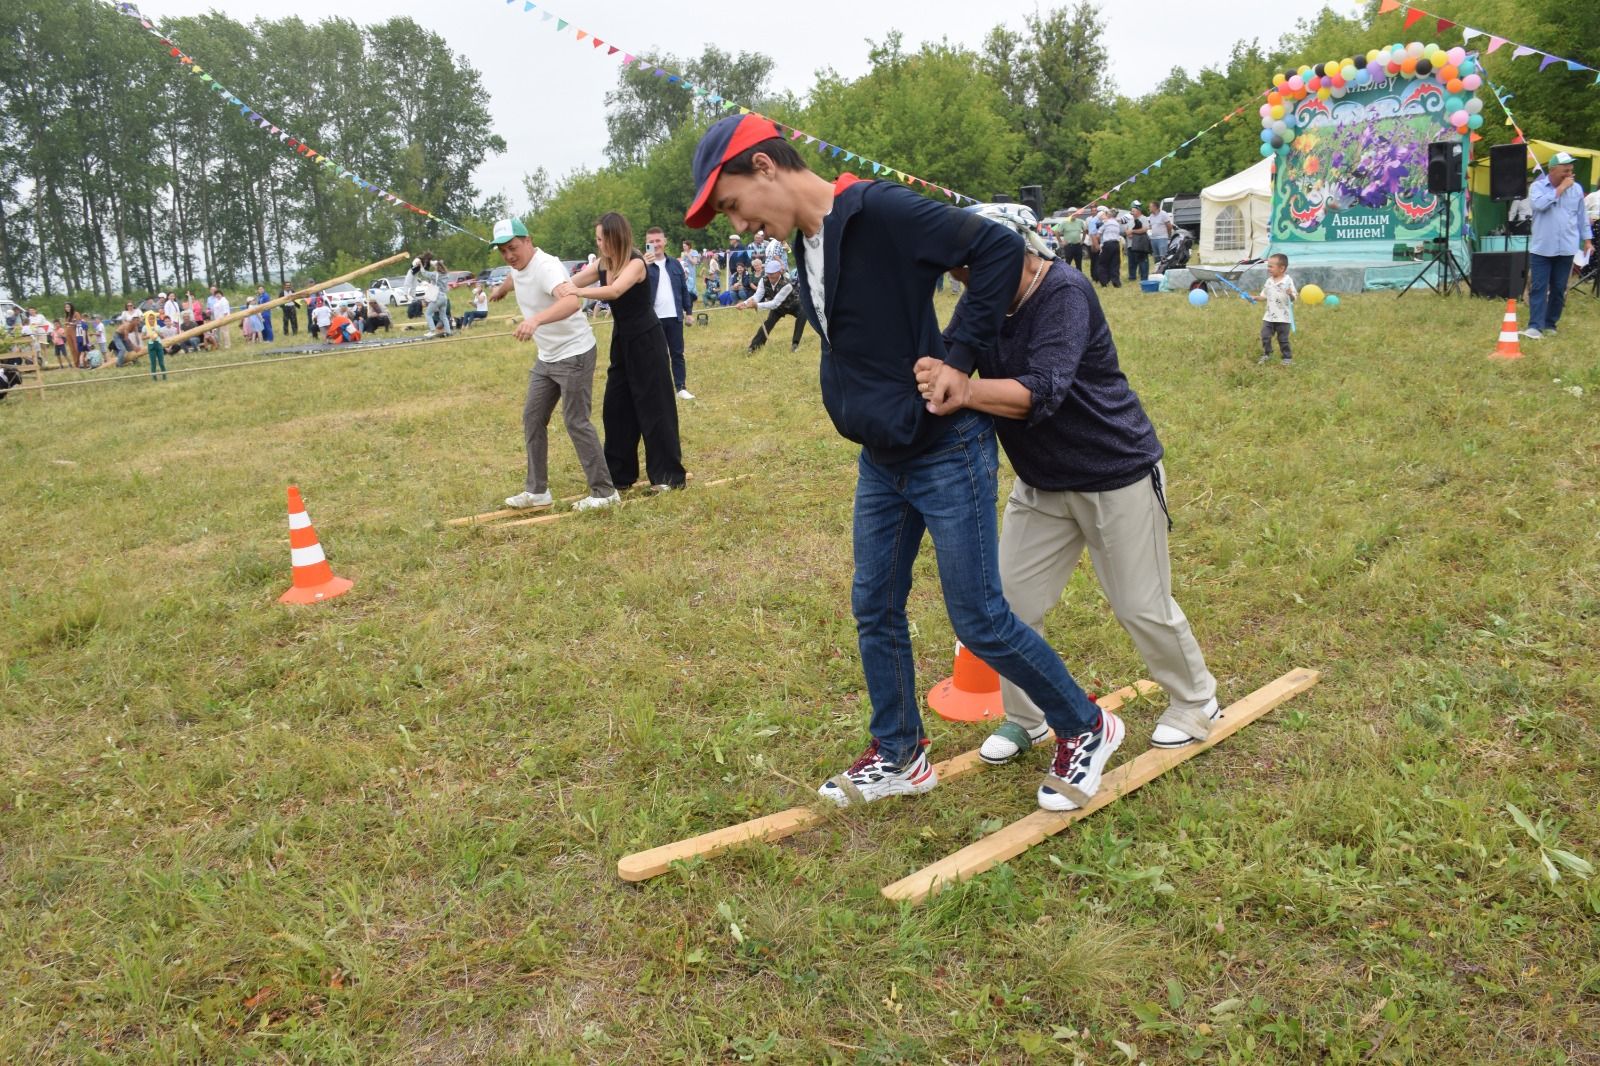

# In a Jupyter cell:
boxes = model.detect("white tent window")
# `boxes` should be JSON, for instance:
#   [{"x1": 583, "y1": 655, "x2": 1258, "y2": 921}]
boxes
[{"x1": 1213, "y1": 206, "x2": 1244, "y2": 251}]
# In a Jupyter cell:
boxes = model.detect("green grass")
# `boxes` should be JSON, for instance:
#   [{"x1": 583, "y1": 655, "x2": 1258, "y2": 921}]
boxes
[{"x1": 3, "y1": 283, "x2": 1598, "y2": 1064}]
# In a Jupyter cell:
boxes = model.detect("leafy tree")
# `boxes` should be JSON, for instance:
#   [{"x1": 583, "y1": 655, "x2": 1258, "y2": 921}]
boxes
[{"x1": 603, "y1": 46, "x2": 776, "y2": 168}]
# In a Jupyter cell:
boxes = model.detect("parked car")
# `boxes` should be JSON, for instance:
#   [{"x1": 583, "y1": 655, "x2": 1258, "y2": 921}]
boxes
[
  {"x1": 480, "y1": 266, "x2": 510, "y2": 289},
  {"x1": 366, "y1": 276, "x2": 426, "y2": 307},
  {"x1": 444, "y1": 270, "x2": 476, "y2": 290},
  {"x1": 321, "y1": 283, "x2": 365, "y2": 307},
  {"x1": 561, "y1": 260, "x2": 585, "y2": 277}
]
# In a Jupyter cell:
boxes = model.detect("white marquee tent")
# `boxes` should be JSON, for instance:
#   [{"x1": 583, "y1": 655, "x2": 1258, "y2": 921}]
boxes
[{"x1": 1199, "y1": 158, "x2": 1274, "y2": 264}]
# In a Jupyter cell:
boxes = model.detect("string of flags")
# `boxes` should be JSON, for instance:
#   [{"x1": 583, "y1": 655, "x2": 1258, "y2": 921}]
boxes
[
  {"x1": 108, "y1": 1, "x2": 486, "y2": 242},
  {"x1": 1483, "y1": 78, "x2": 1542, "y2": 174},
  {"x1": 1076, "y1": 102, "x2": 1257, "y2": 212},
  {"x1": 490, "y1": 0, "x2": 982, "y2": 206},
  {"x1": 1377, "y1": 0, "x2": 1600, "y2": 85}
]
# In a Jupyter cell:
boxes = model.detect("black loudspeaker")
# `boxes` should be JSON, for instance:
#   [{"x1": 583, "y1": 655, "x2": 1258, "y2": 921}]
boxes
[
  {"x1": 1489, "y1": 143, "x2": 1529, "y2": 202},
  {"x1": 1471, "y1": 251, "x2": 1528, "y2": 299},
  {"x1": 1019, "y1": 185, "x2": 1044, "y2": 215},
  {"x1": 1427, "y1": 141, "x2": 1464, "y2": 194}
]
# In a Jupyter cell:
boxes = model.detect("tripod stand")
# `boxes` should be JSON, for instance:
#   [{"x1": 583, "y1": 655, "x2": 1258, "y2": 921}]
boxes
[
  {"x1": 1568, "y1": 257, "x2": 1600, "y2": 300},
  {"x1": 1399, "y1": 193, "x2": 1476, "y2": 297}
]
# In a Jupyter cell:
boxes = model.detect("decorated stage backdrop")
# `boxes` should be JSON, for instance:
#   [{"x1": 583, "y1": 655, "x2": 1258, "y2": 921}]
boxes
[{"x1": 1261, "y1": 41, "x2": 1483, "y2": 268}]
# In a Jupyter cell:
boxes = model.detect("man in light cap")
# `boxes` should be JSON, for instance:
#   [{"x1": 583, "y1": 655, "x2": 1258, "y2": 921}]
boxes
[
  {"x1": 487, "y1": 216, "x2": 619, "y2": 512},
  {"x1": 917, "y1": 202, "x2": 1219, "y2": 764},
  {"x1": 1524, "y1": 151, "x2": 1594, "y2": 339},
  {"x1": 684, "y1": 113, "x2": 1112, "y2": 812}
]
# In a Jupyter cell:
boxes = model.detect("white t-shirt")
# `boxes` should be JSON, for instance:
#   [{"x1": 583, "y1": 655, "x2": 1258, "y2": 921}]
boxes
[
  {"x1": 650, "y1": 258, "x2": 677, "y2": 320},
  {"x1": 313, "y1": 304, "x2": 333, "y2": 330},
  {"x1": 1147, "y1": 210, "x2": 1173, "y2": 239},
  {"x1": 474, "y1": 290, "x2": 488, "y2": 313},
  {"x1": 214, "y1": 296, "x2": 231, "y2": 318},
  {"x1": 803, "y1": 221, "x2": 827, "y2": 340},
  {"x1": 163, "y1": 299, "x2": 181, "y2": 322},
  {"x1": 1262, "y1": 274, "x2": 1296, "y2": 324},
  {"x1": 512, "y1": 249, "x2": 596, "y2": 363}
]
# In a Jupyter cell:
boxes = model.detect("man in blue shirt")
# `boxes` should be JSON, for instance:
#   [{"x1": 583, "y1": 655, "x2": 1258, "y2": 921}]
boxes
[{"x1": 1524, "y1": 152, "x2": 1595, "y2": 340}]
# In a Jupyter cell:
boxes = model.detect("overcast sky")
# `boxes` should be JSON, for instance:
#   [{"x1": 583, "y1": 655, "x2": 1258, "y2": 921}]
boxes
[{"x1": 148, "y1": 0, "x2": 1363, "y2": 210}]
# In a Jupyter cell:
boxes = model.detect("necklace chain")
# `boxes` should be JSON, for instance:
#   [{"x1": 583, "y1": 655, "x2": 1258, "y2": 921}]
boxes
[{"x1": 1007, "y1": 258, "x2": 1048, "y2": 317}]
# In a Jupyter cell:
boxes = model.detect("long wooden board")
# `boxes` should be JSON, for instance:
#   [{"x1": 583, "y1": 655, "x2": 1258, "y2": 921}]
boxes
[
  {"x1": 616, "y1": 680, "x2": 1161, "y2": 883},
  {"x1": 497, "y1": 474, "x2": 748, "y2": 529},
  {"x1": 879, "y1": 667, "x2": 1321, "y2": 905},
  {"x1": 446, "y1": 473, "x2": 702, "y2": 527}
]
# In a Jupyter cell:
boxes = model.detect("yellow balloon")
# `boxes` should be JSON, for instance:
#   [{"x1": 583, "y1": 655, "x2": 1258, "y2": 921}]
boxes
[
  {"x1": 1301, "y1": 283, "x2": 1326, "y2": 305},
  {"x1": 1318, "y1": 87, "x2": 1332, "y2": 100},
  {"x1": 1274, "y1": 72, "x2": 1287, "y2": 86},
  {"x1": 1271, "y1": 105, "x2": 1285, "y2": 120}
]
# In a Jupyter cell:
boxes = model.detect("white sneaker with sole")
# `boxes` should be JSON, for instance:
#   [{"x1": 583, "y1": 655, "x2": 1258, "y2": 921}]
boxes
[
  {"x1": 1037, "y1": 711, "x2": 1124, "y2": 812},
  {"x1": 1150, "y1": 698, "x2": 1220, "y2": 748},
  {"x1": 572, "y1": 491, "x2": 621, "y2": 512},
  {"x1": 818, "y1": 739, "x2": 938, "y2": 807},
  {"x1": 505, "y1": 490, "x2": 553, "y2": 509},
  {"x1": 676, "y1": 388, "x2": 695, "y2": 400},
  {"x1": 979, "y1": 721, "x2": 1052, "y2": 765},
  {"x1": 1522, "y1": 328, "x2": 1543, "y2": 340}
]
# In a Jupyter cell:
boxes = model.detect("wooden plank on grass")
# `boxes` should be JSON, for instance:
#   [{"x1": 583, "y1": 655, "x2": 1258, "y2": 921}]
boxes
[
  {"x1": 879, "y1": 667, "x2": 1320, "y2": 905},
  {"x1": 616, "y1": 680, "x2": 1161, "y2": 883},
  {"x1": 497, "y1": 475, "x2": 748, "y2": 530},
  {"x1": 446, "y1": 473, "x2": 703, "y2": 527}
]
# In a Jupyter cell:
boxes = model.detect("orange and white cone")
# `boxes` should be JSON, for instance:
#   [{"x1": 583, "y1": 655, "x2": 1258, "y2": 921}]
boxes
[
  {"x1": 279, "y1": 485, "x2": 353, "y2": 604},
  {"x1": 1490, "y1": 298, "x2": 1522, "y2": 360},
  {"x1": 927, "y1": 641, "x2": 1004, "y2": 722}
]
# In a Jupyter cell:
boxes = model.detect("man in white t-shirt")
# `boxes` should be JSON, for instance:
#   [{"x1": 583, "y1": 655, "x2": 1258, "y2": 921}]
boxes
[
  {"x1": 208, "y1": 286, "x2": 232, "y2": 348},
  {"x1": 489, "y1": 216, "x2": 619, "y2": 512},
  {"x1": 1146, "y1": 202, "x2": 1174, "y2": 262},
  {"x1": 312, "y1": 298, "x2": 333, "y2": 336}
]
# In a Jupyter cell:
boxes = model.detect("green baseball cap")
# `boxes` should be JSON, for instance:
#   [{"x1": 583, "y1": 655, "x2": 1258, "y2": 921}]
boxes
[
  {"x1": 490, "y1": 217, "x2": 529, "y2": 246},
  {"x1": 1549, "y1": 151, "x2": 1576, "y2": 166}
]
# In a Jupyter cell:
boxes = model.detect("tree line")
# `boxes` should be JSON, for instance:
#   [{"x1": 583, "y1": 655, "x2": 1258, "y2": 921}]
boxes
[
  {"x1": 523, "y1": 0, "x2": 1598, "y2": 258},
  {"x1": 0, "y1": 0, "x2": 504, "y2": 303}
]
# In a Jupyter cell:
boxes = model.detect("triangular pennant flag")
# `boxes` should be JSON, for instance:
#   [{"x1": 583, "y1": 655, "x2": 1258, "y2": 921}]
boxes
[
  {"x1": 1566, "y1": 60, "x2": 1586, "y2": 72},
  {"x1": 524, "y1": 1, "x2": 533, "y2": 9},
  {"x1": 557, "y1": 19, "x2": 568, "y2": 30},
  {"x1": 1538, "y1": 54, "x2": 1560, "y2": 70},
  {"x1": 722, "y1": 101, "x2": 737, "y2": 111},
  {"x1": 1469, "y1": 133, "x2": 1482, "y2": 142},
  {"x1": 540, "y1": 11, "x2": 552, "y2": 21},
  {"x1": 1378, "y1": 0, "x2": 1399, "y2": 12},
  {"x1": 871, "y1": 163, "x2": 881, "y2": 174},
  {"x1": 575, "y1": 29, "x2": 587, "y2": 40},
  {"x1": 622, "y1": 53, "x2": 634, "y2": 64},
  {"x1": 1512, "y1": 45, "x2": 1536, "y2": 59},
  {"x1": 594, "y1": 38, "x2": 606, "y2": 49},
  {"x1": 1437, "y1": 18, "x2": 1454, "y2": 33},
  {"x1": 653, "y1": 68, "x2": 666, "y2": 77},
  {"x1": 201, "y1": 74, "x2": 212, "y2": 82},
  {"x1": 270, "y1": 125, "x2": 280, "y2": 134},
  {"x1": 608, "y1": 45, "x2": 618, "y2": 55},
  {"x1": 1461, "y1": 27, "x2": 1482, "y2": 41},
  {"x1": 803, "y1": 134, "x2": 815, "y2": 144},
  {"x1": 1404, "y1": 9, "x2": 1425, "y2": 29},
  {"x1": 1488, "y1": 36, "x2": 1507, "y2": 53},
  {"x1": 738, "y1": 106, "x2": 750, "y2": 114}
]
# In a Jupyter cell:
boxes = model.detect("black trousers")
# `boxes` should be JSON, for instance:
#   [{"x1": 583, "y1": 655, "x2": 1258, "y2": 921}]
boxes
[
  {"x1": 281, "y1": 305, "x2": 298, "y2": 334},
  {"x1": 1065, "y1": 242, "x2": 1084, "y2": 270},
  {"x1": 748, "y1": 306, "x2": 806, "y2": 351},
  {"x1": 1097, "y1": 242, "x2": 1122, "y2": 287},
  {"x1": 603, "y1": 323, "x2": 686, "y2": 489},
  {"x1": 658, "y1": 314, "x2": 686, "y2": 391}
]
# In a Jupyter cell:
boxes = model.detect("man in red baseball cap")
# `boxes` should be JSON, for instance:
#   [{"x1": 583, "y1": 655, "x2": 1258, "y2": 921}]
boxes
[{"x1": 685, "y1": 115, "x2": 1117, "y2": 814}]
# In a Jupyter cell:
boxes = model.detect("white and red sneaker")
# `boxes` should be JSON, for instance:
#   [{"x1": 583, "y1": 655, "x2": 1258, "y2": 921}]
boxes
[
  {"x1": 818, "y1": 739, "x2": 938, "y2": 807},
  {"x1": 1037, "y1": 711, "x2": 1124, "y2": 812}
]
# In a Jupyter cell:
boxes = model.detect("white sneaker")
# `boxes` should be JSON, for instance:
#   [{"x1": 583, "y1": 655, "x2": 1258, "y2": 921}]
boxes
[
  {"x1": 676, "y1": 388, "x2": 695, "y2": 400},
  {"x1": 1037, "y1": 711, "x2": 1124, "y2": 812},
  {"x1": 1522, "y1": 328, "x2": 1543, "y2": 340},
  {"x1": 979, "y1": 721, "x2": 1053, "y2": 765},
  {"x1": 818, "y1": 740, "x2": 938, "y2": 807},
  {"x1": 422, "y1": 329, "x2": 439, "y2": 339},
  {"x1": 1150, "y1": 698, "x2": 1221, "y2": 748},
  {"x1": 572, "y1": 491, "x2": 621, "y2": 511},
  {"x1": 505, "y1": 490, "x2": 553, "y2": 509},
  {"x1": 651, "y1": 483, "x2": 679, "y2": 493}
]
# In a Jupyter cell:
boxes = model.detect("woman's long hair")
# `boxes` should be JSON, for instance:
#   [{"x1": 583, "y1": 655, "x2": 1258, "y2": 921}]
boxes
[{"x1": 595, "y1": 212, "x2": 635, "y2": 275}]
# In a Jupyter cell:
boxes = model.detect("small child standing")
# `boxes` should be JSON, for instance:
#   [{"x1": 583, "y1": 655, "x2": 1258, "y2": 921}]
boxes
[{"x1": 1258, "y1": 253, "x2": 1297, "y2": 366}]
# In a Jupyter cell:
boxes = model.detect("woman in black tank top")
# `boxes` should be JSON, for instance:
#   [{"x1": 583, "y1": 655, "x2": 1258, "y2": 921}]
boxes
[{"x1": 558, "y1": 213, "x2": 686, "y2": 490}]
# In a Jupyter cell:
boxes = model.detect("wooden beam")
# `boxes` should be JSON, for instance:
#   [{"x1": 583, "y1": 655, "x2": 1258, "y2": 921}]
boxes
[
  {"x1": 616, "y1": 680, "x2": 1161, "y2": 883},
  {"x1": 879, "y1": 667, "x2": 1321, "y2": 905},
  {"x1": 497, "y1": 474, "x2": 744, "y2": 529},
  {"x1": 446, "y1": 474, "x2": 703, "y2": 527}
]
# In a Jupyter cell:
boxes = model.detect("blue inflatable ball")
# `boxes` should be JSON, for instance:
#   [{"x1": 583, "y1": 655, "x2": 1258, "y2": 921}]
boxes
[
  {"x1": 1324, "y1": 294, "x2": 1341, "y2": 308},
  {"x1": 1188, "y1": 288, "x2": 1210, "y2": 307}
]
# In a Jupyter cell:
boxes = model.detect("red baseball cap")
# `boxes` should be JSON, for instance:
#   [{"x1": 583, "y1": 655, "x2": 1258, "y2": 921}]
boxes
[{"x1": 684, "y1": 114, "x2": 783, "y2": 229}]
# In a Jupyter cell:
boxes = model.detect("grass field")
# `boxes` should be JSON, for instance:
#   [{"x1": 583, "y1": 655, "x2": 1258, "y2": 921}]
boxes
[{"x1": 3, "y1": 279, "x2": 1598, "y2": 1064}]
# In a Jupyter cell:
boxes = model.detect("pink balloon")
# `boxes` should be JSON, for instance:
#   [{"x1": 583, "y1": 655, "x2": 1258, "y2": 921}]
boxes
[
  {"x1": 1462, "y1": 74, "x2": 1482, "y2": 91},
  {"x1": 1447, "y1": 47, "x2": 1466, "y2": 66},
  {"x1": 1450, "y1": 109, "x2": 1468, "y2": 126},
  {"x1": 1261, "y1": 104, "x2": 1272, "y2": 117},
  {"x1": 1289, "y1": 75, "x2": 1304, "y2": 91}
]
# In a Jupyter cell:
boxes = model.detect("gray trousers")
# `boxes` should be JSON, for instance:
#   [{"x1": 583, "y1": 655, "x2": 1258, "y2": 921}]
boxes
[
  {"x1": 1261, "y1": 320, "x2": 1291, "y2": 358},
  {"x1": 998, "y1": 464, "x2": 1216, "y2": 730},
  {"x1": 524, "y1": 347, "x2": 614, "y2": 497}
]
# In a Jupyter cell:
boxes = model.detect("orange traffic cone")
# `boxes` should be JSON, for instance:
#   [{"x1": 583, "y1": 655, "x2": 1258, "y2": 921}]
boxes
[
  {"x1": 279, "y1": 485, "x2": 353, "y2": 604},
  {"x1": 927, "y1": 641, "x2": 1004, "y2": 722},
  {"x1": 1490, "y1": 298, "x2": 1522, "y2": 360}
]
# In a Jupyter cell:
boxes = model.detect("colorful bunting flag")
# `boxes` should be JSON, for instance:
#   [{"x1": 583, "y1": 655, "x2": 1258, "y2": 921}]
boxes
[{"x1": 1378, "y1": 2, "x2": 1600, "y2": 83}]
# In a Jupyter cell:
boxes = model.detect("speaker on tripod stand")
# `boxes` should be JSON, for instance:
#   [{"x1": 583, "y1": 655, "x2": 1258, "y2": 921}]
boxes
[{"x1": 1400, "y1": 141, "x2": 1475, "y2": 297}]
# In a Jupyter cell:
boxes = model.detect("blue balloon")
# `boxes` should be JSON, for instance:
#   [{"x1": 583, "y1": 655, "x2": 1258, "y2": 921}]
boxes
[
  {"x1": 1356, "y1": 69, "x2": 1371, "y2": 85},
  {"x1": 1260, "y1": 144, "x2": 1274, "y2": 157},
  {"x1": 1188, "y1": 288, "x2": 1210, "y2": 307},
  {"x1": 1261, "y1": 129, "x2": 1275, "y2": 142}
]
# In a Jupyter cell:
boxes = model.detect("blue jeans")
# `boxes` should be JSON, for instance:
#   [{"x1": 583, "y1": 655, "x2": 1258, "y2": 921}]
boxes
[
  {"x1": 1528, "y1": 254, "x2": 1573, "y2": 331},
  {"x1": 851, "y1": 414, "x2": 1101, "y2": 765},
  {"x1": 426, "y1": 299, "x2": 452, "y2": 334},
  {"x1": 1152, "y1": 237, "x2": 1170, "y2": 262}
]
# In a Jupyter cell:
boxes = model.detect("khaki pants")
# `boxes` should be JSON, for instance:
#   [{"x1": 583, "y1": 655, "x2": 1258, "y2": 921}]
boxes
[
  {"x1": 998, "y1": 463, "x2": 1215, "y2": 731},
  {"x1": 524, "y1": 347, "x2": 613, "y2": 497}
]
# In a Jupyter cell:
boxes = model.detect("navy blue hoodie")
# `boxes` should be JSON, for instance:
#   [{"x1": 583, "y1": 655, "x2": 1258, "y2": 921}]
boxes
[{"x1": 793, "y1": 176, "x2": 1023, "y2": 465}]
